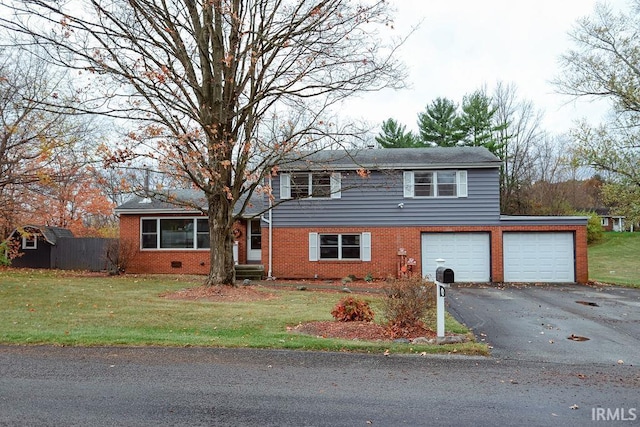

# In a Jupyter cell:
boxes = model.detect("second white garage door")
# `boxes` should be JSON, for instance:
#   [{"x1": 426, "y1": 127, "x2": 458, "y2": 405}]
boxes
[
  {"x1": 421, "y1": 233, "x2": 491, "y2": 282},
  {"x1": 503, "y1": 232, "x2": 575, "y2": 283}
]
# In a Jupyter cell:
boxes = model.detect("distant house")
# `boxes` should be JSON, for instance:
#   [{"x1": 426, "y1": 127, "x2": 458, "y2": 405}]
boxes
[
  {"x1": 5, "y1": 225, "x2": 116, "y2": 271},
  {"x1": 6, "y1": 226, "x2": 74, "y2": 268},
  {"x1": 595, "y1": 208, "x2": 625, "y2": 232},
  {"x1": 115, "y1": 147, "x2": 590, "y2": 284}
]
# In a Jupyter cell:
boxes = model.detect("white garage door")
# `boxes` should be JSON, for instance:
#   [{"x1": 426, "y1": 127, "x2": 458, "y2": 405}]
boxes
[
  {"x1": 421, "y1": 233, "x2": 490, "y2": 282},
  {"x1": 503, "y1": 232, "x2": 575, "y2": 283}
]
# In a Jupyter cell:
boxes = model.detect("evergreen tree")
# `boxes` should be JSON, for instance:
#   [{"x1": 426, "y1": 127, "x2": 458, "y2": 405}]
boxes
[
  {"x1": 375, "y1": 118, "x2": 421, "y2": 148},
  {"x1": 417, "y1": 97, "x2": 464, "y2": 147},
  {"x1": 459, "y1": 90, "x2": 507, "y2": 156}
]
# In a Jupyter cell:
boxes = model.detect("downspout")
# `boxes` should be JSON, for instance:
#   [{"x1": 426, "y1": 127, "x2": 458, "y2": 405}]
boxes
[{"x1": 261, "y1": 175, "x2": 274, "y2": 279}]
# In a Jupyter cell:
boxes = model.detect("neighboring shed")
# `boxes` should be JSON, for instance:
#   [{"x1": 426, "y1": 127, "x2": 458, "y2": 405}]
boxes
[
  {"x1": 5, "y1": 225, "x2": 116, "y2": 271},
  {"x1": 7, "y1": 226, "x2": 74, "y2": 268}
]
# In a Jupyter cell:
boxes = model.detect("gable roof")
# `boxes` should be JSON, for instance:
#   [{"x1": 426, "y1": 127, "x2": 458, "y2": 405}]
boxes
[
  {"x1": 281, "y1": 146, "x2": 502, "y2": 171},
  {"x1": 8, "y1": 225, "x2": 74, "y2": 245},
  {"x1": 114, "y1": 189, "x2": 266, "y2": 216}
]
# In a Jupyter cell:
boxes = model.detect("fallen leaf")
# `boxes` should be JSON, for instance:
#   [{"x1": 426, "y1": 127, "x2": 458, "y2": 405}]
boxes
[{"x1": 570, "y1": 404, "x2": 579, "y2": 410}]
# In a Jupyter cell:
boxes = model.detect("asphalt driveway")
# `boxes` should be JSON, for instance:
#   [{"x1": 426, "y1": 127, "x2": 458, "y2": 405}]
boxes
[{"x1": 446, "y1": 283, "x2": 640, "y2": 365}]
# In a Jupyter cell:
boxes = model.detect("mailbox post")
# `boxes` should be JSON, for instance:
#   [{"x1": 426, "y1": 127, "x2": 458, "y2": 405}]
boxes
[{"x1": 434, "y1": 259, "x2": 454, "y2": 338}]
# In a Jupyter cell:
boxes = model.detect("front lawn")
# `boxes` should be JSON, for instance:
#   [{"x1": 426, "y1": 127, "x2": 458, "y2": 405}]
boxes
[
  {"x1": 0, "y1": 269, "x2": 486, "y2": 355},
  {"x1": 588, "y1": 232, "x2": 640, "y2": 287}
]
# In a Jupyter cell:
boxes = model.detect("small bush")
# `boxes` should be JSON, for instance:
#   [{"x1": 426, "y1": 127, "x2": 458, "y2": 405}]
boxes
[
  {"x1": 382, "y1": 276, "x2": 435, "y2": 334},
  {"x1": 331, "y1": 296, "x2": 375, "y2": 322},
  {"x1": 364, "y1": 272, "x2": 374, "y2": 282},
  {"x1": 576, "y1": 211, "x2": 604, "y2": 244}
]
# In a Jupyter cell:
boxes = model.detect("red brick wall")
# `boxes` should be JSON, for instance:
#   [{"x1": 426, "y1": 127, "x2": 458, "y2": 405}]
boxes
[
  {"x1": 264, "y1": 224, "x2": 589, "y2": 284},
  {"x1": 120, "y1": 214, "x2": 588, "y2": 283},
  {"x1": 119, "y1": 215, "x2": 247, "y2": 275}
]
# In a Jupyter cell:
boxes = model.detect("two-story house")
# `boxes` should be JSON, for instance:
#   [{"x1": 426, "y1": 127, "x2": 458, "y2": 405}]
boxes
[{"x1": 115, "y1": 147, "x2": 589, "y2": 283}]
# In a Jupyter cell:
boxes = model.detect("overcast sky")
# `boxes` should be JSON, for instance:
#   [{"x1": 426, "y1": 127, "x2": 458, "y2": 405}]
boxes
[{"x1": 342, "y1": 0, "x2": 628, "y2": 137}]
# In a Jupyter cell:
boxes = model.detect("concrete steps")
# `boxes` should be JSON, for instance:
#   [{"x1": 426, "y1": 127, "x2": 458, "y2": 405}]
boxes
[{"x1": 235, "y1": 264, "x2": 265, "y2": 280}]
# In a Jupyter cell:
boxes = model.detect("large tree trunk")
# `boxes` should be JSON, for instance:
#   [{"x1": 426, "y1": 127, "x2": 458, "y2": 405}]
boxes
[{"x1": 204, "y1": 194, "x2": 236, "y2": 287}]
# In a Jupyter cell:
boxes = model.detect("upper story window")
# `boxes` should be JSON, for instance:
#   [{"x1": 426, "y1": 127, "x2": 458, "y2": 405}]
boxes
[
  {"x1": 141, "y1": 217, "x2": 209, "y2": 250},
  {"x1": 280, "y1": 172, "x2": 341, "y2": 199},
  {"x1": 403, "y1": 170, "x2": 467, "y2": 198}
]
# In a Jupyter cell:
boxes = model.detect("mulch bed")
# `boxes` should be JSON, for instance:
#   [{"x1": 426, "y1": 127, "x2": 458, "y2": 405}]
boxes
[{"x1": 160, "y1": 285, "x2": 276, "y2": 302}]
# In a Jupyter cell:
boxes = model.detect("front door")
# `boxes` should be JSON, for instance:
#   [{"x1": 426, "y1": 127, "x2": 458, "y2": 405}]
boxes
[{"x1": 247, "y1": 219, "x2": 262, "y2": 262}]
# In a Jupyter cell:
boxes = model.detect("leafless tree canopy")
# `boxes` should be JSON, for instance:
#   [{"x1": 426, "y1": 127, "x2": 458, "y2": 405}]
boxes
[{"x1": 1, "y1": 0, "x2": 408, "y2": 284}]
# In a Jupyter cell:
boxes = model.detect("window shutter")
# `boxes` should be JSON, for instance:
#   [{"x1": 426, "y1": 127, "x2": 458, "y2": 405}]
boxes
[
  {"x1": 403, "y1": 171, "x2": 414, "y2": 198},
  {"x1": 330, "y1": 172, "x2": 341, "y2": 199},
  {"x1": 456, "y1": 170, "x2": 468, "y2": 197},
  {"x1": 280, "y1": 173, "x2": 291, "y2": 199},
  {"x1": 309, "y1": 232, "x2": 318, "y2": 261},
  {"x1": 361, "y1": 232, "x2": 371, "y2": 262}
]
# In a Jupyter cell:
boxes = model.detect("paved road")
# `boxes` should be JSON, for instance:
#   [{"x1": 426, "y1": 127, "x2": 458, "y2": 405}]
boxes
[
  {"x1": 447, "y1": 283, "x2": 640, "y2": 365},
  {"x1": 0, "y1": 346, "x2": 638, "y2": 426}
]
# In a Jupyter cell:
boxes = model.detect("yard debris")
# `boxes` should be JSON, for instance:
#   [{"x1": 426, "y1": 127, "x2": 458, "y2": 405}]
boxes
[
  {"x1": 570, "y1": 404, "x2": 579, "y2": 410},
  {"x1": 576, "y1": 300, "x2": 599, "y2": 307},
  {"x1": 617, "y1": 360, "x2": 624, "y2": 365},
  {"x1": 568, "y1": 334, "x2": 590, "y2": 341}
]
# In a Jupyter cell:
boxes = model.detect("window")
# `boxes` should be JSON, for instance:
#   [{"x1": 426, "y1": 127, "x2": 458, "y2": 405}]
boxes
[
  {"x1": 601, "y1": 217, "x2": 609, "y2": 227},
  {"x1": 403, "y1": 170, "x2": 467, "y2": 198},
  {"x1": 249, "y1": 219, "x2": 261, "y2": 250},
  {"x1": 309, "y1": 232, "x2": 371, "y2": 261},
  {"x1": 22, "y1": 235, "x2": 37, "y2": 250},
  {"x1": 280, "y1": 172, "x2": 341, "y2": 199},
  {"x1": 141, "y1": 218, "x2": 210, "y2": 249},
  {"x1": 197, "y1": 219, "x2": 210, "y2": 249}
]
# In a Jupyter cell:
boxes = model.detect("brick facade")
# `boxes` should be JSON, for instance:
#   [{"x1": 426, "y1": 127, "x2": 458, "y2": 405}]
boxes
[
  {"x1": 119, "y1": 215, "x2": 588, "y2": 283},
  {"x1": 119, "y1": 214, "x2": 247, "y2": 275},
  {"x1": 264, "y1": 224, "x2": 588, "y2": 283}
]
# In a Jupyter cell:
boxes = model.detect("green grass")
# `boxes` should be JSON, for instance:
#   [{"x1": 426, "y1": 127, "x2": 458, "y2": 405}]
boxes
[
  {"x1": 588, "y1": 232, "x2": 640, "y2": 287},
  {"x1": 0, "y1": 269, "x2": 485, "y2": 355}
]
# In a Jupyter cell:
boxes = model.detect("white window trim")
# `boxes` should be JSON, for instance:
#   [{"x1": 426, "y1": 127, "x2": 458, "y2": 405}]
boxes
[
  {"x1": 140, "y1": 217, "x2": 210, "y2": 251},
  {"x1": 308, "y1": 232, "x2": 371, "y2": 261},
  {"x1": 403, "y1": 170, "x2": 468, "y2": 198},
  {"x1": 22, "y1": 235, "x2": 37, "y2": 250},
  {"x1": 601, "y1": 217, "x2": 609, "y2": 226},
  {"x1": 280, "y1": 172, "x2": 341, "y2": 200}
]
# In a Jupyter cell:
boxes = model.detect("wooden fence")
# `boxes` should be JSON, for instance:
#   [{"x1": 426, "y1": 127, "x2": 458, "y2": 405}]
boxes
[{"x1": 51, "y1": 237, "x2": 118, "y2": 272}]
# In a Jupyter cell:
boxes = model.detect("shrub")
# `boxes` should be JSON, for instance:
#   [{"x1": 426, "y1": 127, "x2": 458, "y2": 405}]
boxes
[
  {"x1": 382, "y1": 276, "x2": 435, "y2": 334},
  {"x1": 331, "y1": 296, "x2": 375, "y2": 322},
  {"x1": 0, "y1": 239, "x2": 20, "y2": 267},
  {"x1": 576, "y1": 210, "x2": 604, "y2": 244}
]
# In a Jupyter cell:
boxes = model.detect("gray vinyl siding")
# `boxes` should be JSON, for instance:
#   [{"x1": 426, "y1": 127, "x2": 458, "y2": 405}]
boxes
[{"x1": 272, "y1": 168, "x2": 501, "y2": 227}]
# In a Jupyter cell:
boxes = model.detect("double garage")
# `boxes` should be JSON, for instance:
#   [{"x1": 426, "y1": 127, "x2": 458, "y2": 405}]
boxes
[{"x1": 421, "y1": 231, "x2": 577, "y2": 283}]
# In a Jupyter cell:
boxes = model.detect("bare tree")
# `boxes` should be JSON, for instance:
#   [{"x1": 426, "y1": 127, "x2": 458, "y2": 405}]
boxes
[
  {"x1": 1, "y1": 0, "x2": 407, "y2": 286},
  {"x1": 492, "y1": 81, "x2": 544, "y2": 214},
  {"x1": 555, "y1": 1, "x2": 640, "y2": 223},
  {"x1": 0, "y1": 48, "x2": 85, "y2": 192},
  {"x1": 0, "y1": 47, "x2": 98, "y2": 237}
]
